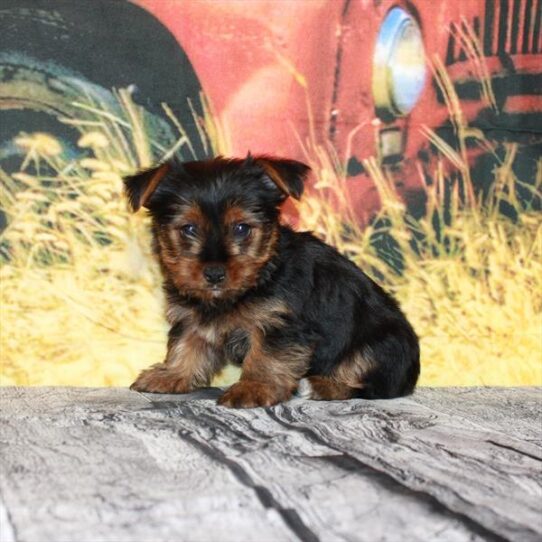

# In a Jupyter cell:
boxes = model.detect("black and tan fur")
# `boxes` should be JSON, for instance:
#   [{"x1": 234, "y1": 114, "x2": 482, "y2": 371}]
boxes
[{"x1": 124, "y1": 155, "x2": 420, "y2": 408}]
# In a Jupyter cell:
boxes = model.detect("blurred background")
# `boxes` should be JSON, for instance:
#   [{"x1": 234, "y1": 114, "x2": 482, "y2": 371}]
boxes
[{"x1": 1, "y1": 0, "x2": 540, "y2": 387}]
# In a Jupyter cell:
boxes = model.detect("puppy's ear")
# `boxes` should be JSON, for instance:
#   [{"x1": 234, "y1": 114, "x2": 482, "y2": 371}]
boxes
[
  {"x1": 254, "y1": 155, "x2": 311, "y2": 200},
  {"x1": 123, "y1": 162, "x2": 171, "y2": 212}
]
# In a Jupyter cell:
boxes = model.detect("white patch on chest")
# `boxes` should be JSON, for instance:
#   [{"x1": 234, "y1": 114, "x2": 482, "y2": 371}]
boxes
[{"x1": 196, "y1": 324, "x2": 220, "y2": 345}]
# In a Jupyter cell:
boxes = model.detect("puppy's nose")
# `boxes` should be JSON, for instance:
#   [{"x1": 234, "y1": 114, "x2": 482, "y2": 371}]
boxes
[{"x1": 203, "y1": 265, "x2": 226, "y2": 285}]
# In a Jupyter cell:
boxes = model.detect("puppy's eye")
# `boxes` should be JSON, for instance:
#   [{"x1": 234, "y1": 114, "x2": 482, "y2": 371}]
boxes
[
  {"x1": 233, "y1": 223, "x2": 251, "y2": 239},
  {"x1": 180, "y1": 224, "x2": 198, "y2": 238}
]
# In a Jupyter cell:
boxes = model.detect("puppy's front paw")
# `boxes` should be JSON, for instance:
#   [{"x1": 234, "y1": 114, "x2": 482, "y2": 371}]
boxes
[
  {"x1": 218, "y1": 380, "x2": 289, "y2": 408},
  {"x1": 130, "y1": 364, "x2": 194, "y2": 394}
]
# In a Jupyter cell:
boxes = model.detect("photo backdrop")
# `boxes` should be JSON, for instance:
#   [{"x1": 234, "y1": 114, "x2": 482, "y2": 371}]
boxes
[{"x1": 1, "y1": 0, "x2": 541, "y2": 387}]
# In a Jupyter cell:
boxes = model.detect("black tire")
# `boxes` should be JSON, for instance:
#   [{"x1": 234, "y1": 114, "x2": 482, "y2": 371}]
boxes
[{"x1": 0, "y1": 0, "x2": 207, "y2": 172}]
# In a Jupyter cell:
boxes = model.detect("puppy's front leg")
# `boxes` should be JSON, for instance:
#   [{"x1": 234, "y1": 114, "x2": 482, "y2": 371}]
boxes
[
  {"x1": 218, "y1": 334, "x2": 310, "y2": 408},
  {"x1": 131, "y1": 327, "x2": 223, "y2": 394}
]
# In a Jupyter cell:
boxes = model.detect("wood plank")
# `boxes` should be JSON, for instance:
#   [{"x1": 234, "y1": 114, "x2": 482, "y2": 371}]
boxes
[
  {"x1": 410, "y1": 387, "x2": 542, "y2": 442},
  {"x1": 0, "y1": 388, "x2": 297, "y2": 542},
  {"x1": 0, "y1": 387, "x2": 540, "y2": 542},
  {"x1": 144, "y1": 396, "x2": 489, "y2": 542},
  {"x1": 0, "y1": 499, "x2": 15, "y2": 542},
  {"x1": 265, "y1": 391, "x2": 542, "y2": 542}
]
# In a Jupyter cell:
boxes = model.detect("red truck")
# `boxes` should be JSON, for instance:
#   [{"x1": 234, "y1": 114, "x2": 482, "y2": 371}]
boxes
[{"x1": 1, "y1": 0, "x2": 540, "y2": 222}]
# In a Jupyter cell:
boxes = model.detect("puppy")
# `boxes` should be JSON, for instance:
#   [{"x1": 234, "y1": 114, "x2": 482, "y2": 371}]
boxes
[{"x1": 124, "y1": 155, "x2": 420, "y2": 408}]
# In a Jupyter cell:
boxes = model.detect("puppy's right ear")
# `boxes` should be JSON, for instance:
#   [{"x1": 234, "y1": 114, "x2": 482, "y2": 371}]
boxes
[{"x1": 123, "y1": 162, "x2": 171, "y2": 212}]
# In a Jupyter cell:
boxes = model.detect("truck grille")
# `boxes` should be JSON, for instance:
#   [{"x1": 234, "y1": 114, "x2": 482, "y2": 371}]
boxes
[{"x1": 445, "y1": 0, "x2": 541, "y2": 65}]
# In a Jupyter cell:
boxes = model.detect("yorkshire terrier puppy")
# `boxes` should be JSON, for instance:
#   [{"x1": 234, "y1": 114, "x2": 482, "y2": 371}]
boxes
[{"x1": 124, "y1": 155, "x2": 420, "y2": 408}]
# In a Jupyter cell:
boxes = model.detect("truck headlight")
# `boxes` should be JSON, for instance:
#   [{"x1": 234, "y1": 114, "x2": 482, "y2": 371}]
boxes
[{"x1": 372, "y1": 7, "x2": 427, "y2": 119}]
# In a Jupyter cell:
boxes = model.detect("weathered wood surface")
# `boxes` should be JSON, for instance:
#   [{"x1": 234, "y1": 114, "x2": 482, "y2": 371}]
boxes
[{"x1": 0, "y1": 387, "x2": 540, "y2": 542}]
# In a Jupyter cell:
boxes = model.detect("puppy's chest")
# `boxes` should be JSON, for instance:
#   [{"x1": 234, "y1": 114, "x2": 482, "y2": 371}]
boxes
[
  {"x1": 191, "y1": 315, "x2": 252, "y2": 365},
  {"x1": 167, "y1": 297, "x2": 289, "y2": 359}
]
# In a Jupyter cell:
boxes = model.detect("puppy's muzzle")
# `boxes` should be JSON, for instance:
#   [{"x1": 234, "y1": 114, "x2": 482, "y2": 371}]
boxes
[{"x1": 203, "y1": 265, "x2": 226, "y2": 285}]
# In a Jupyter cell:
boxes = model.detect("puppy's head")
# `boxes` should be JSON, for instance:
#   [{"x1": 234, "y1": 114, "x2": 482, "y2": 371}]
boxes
[{"x1": 124, "y1": 155, "x2": 310, "y2": 302}]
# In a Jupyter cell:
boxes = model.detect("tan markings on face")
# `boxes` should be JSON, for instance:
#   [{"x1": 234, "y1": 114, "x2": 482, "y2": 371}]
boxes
[
  {"x1": 170, "y1": 205, "x2": 207, "y2": 256},
  {"x1": 223, "y1": 225, "x2": 279, "y2": 296},
  {"x1": 171, "y1": 205, "x2": 207, "y2": 229},
  {"x1": 157, "y1": 202, "x2": 279, "y2": 301},
  {"x1": 157, "y1": 204, "x2": 212, "y2": 294},
  {"x1": 223, "y1": 206, "x2": 248, "y2": 226},
  {"x1": 223, "y1": 205, "x2": 258, "y2": 257}
]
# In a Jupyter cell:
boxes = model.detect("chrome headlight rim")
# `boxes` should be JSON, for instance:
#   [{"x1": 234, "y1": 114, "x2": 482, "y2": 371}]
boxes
[{"x1": 372, "y1": 7, "x2": 427, "y2": 120}]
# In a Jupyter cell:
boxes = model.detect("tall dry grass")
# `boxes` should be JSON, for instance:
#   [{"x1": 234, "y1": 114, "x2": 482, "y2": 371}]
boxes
[
  {"x1": 0, "y1": 89, "x2": 243, "y2": 387},
  {"x1": 293, "y1": 45, "x2": 542, "y2": 386},
  {"x1": 295, "y1": 143, "x2": 541, "y2": 386},
  {"x1": 1, "y1": 58, "x2": 541, "y2": 387}
]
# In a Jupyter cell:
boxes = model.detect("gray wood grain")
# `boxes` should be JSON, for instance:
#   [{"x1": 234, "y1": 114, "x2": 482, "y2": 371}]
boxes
[{"x1": 0, "y1": 387, "x2": 540, "y2": 542}]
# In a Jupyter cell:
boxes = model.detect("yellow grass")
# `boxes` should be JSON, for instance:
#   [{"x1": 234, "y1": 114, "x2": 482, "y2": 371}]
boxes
[
  {"x1": 292, "y1": 46, "x2": 541, "y2": 386},
  {"x1": 1, "y1": 73, "x2": 541, "y2": 387},
  {"x1": 295, "y1": 148, "x2": 542, "y2": 387}
]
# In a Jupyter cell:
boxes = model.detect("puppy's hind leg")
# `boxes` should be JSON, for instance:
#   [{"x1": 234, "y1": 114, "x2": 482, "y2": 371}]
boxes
[
  {"x1": 299, "y1": 328, "x2": 420, "y2": 401},
  {"x1": 297, "y1": 376, "x2": 363, "y2": 400},
  {"x1": 297, "y1": 351, "x2": 377, "y2": 401}
]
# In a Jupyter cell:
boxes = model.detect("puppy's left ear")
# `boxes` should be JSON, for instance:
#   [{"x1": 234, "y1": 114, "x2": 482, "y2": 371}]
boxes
[
  {"x1": 254, "y1": 155, "x2": 311, "y2": 200},
  {"x1": 123, "y1": 162, "x2": 171, "y2": 212}
]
